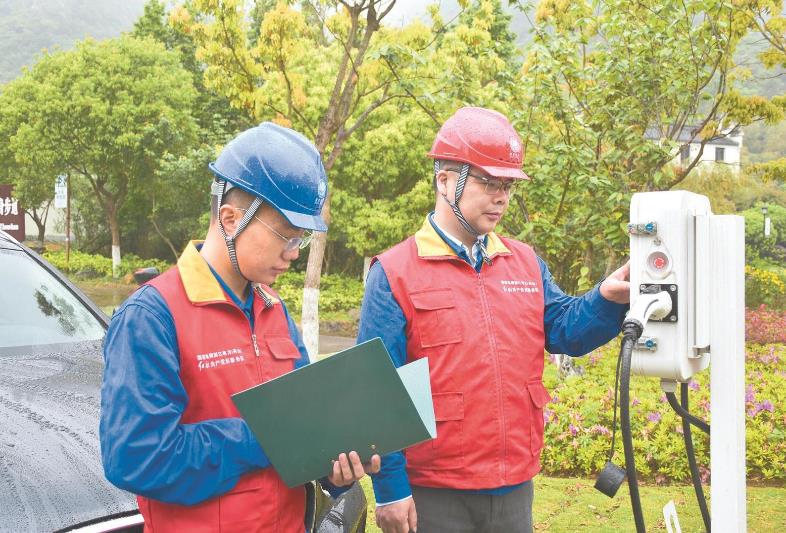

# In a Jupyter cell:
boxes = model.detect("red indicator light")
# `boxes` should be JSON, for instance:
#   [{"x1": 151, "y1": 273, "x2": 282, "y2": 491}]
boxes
[{"x1": 653, "y1": 256, "x2": 667, "y2": 269}]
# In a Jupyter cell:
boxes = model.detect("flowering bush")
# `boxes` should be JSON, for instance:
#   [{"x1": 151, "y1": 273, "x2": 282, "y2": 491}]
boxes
[
  {"x1": 746, "y1": 305, "x2": 786, "y2": 345},
  {"x1": 540, "y1": 341, "x2": 786, "y2": 483},
  {"x1": 746, "y1": 265, "x2": 786, "y2": 309}
]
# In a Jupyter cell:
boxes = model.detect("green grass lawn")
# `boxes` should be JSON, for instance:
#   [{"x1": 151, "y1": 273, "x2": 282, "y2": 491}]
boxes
[{"x1": 359, "y1": 476, "x2": 785, "y2": 532}]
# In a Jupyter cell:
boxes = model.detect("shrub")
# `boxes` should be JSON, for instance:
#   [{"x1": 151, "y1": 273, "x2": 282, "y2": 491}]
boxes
[
  {"x1": 746, "y1": 265, "x2": 786, "y2": 309},
  {"x1": 742, "y1": 204, "x2": 786, "y2": 265},
  {"x1": 746, "y1": 305, "x2": 786, "y2": 345},
  {"x1": 540, "y1": 340, "x2": 786, "y2": 483},
  {"x1": 43, "y1": 250, "x2": 171, "y2": 279},
  {"x1": 272, "y1": 272, "x2": 364, "y2": 315}
]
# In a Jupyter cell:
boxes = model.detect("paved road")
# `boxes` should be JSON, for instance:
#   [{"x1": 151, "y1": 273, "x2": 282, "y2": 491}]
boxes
[{"x1": 319, "y1": 335, "x2": 355, "y2": 355}]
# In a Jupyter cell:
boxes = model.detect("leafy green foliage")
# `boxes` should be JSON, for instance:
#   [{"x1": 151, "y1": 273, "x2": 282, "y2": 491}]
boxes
[
  {"x1": 272, "y1": 271, "x2": 364, "y2": 316},
  {"x1": 741, "y1": 203, "x2": 786, "y2": 265},
  {"x1": 506, "y1": 0, "x2": 786, "y2": 292},
  {"x1": 540, "y1": 341, "x2": 786, "y2": 482},
  {"x1": 44, "y1": 249, "x2": 170, "y2": 279}
]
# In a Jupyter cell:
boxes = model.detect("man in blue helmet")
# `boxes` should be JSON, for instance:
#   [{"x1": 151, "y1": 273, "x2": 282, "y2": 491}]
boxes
[{"x1": 100, "y1": 123, "x2": 379, "y2": 533}]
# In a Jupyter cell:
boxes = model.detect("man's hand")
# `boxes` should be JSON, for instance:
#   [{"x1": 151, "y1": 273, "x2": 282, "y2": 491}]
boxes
[
  {"x1": 327, "y1": 451, "x2": 381, "y2": 487},
  {"x1": 600, "y1": 261, "x2": 630, "y2": 304},
  {"x1": 376, "y1": 496, "x2": 417, "y2": 533}
]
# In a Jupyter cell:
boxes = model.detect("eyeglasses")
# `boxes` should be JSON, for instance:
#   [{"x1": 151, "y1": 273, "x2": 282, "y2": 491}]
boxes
[
  {"x1": 444, "y1": 169, "x2": 517, "y2": 196},
  {"x1": 235, "y1": 208, "x2": 313, "y2": 251}
]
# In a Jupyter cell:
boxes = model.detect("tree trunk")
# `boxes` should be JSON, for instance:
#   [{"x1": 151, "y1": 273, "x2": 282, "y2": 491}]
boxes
[
  {"x1": 108, "y1": 210, "x2": 122, "y2": 278},
  {"x1": 301, "y1": 179, "x2": 334, "y2": 359},
  {"x1": 363, "y1": 256, "x2": 372, "y2": 286},
  {"x1": 302, "y1": 227, "x2": 327, "y2": 360},
  {"x1": 22, "y1": 209, "x2": 46, "y2": 249}
]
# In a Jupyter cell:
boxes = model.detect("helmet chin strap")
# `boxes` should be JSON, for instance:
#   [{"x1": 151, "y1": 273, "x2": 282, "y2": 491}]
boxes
[
  {"x1": 213, "y1": 179, "x2": 273, "y2": 307},
  {"x1": 435, "y1": 161, "x2": 492, "y2": 265}
]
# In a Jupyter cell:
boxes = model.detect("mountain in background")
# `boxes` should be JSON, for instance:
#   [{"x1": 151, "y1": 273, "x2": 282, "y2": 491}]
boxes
[{"x1": 0, "y1": 0, "x2": 147, "y2": 84}]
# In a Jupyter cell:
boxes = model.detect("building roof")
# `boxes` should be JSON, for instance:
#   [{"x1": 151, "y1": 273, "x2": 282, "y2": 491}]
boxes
[{"x1": 644, "y1": 125, "x2": 741, "y2": 147}]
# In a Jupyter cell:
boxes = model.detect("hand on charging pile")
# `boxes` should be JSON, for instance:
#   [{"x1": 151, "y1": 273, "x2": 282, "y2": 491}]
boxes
[{"x1": 600, "y1": 261, "x2": 631, "y2": 304}]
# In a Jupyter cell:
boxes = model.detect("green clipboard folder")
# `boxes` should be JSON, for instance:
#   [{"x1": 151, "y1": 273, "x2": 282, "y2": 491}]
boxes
[{"x1": 231, "y1": 337, "x2": 436, "y2": 488}]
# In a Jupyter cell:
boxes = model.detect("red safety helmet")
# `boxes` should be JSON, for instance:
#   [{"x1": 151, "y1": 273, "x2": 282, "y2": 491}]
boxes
[{"x1": 427, "y1": 107, "x2": 529, "y2": 180}]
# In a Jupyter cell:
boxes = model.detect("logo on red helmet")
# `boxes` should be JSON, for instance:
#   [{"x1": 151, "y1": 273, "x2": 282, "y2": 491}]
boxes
[{"x1": 508, "y1": 137, "x2": 522, "y2": 164}]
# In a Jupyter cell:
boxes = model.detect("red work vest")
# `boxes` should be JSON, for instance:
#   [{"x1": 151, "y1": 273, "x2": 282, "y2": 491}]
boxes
[
  {"x1": 376, "y1": 227, "x2": 552, "y2": 489},
  {"x1": 138, "y1": 264, "x2": 305, "y2": 533}
]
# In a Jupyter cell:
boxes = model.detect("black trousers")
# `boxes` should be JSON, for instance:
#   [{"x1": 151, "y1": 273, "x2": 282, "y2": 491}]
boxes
[{"x1": 411, "y1": 480, "x2": 534, "y2": 533}]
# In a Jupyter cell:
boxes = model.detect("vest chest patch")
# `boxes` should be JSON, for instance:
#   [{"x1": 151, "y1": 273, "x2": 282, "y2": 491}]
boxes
[
  {"x1": 500, "y1": 279, "x2": 540, "y2": 294},
  {"x1": 196, "y1": 347, "x2": 248, "y2": 371}
]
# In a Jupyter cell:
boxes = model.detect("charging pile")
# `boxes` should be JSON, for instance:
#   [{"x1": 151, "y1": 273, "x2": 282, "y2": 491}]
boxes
[{"x1": 595, "y1": 191, "x2": 746, "y2": 533}]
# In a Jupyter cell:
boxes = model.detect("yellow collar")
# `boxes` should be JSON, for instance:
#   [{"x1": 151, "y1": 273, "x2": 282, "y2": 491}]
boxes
[
  {"x1": 414, "y1": 217, "x2": 511, "y2": 259},
  {"x1": 177, "y1": 241, "x2": 279, "y2": 305}
]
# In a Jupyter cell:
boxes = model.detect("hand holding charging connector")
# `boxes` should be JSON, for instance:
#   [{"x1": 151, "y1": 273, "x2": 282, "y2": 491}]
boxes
[{"x1": 622, "y1": 291, "x2": 673, "y2": 336}]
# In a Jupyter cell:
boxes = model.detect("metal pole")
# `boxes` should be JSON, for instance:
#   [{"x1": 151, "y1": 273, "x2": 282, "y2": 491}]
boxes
[{"x1": 709, "y1": 215, "x2": 746, "y2": 532}]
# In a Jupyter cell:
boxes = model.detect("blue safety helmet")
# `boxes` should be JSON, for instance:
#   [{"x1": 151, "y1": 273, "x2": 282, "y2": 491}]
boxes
[{"x1": 209, "y1": 122, "x2": 328, "y2": 232}]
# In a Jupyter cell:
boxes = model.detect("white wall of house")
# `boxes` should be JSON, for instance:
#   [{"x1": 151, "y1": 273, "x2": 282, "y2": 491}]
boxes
[{"x1": 676, "y1": 129, "x2": 743, "y2": 174}]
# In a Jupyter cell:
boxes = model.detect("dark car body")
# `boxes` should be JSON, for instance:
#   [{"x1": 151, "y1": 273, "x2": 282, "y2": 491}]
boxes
[
  {"x1": 0, "y1": 231, "x2": 142, "y2": 532},
  {"x1": 0, "y1": 231, "x2": 367, "y2": 532}
]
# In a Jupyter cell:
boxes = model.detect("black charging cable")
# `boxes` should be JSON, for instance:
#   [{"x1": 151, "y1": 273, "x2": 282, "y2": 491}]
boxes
[
  {"x1": 666, "y1": 383, "x2": 711, "y2": 532},
  {"x1": 665, "y1": 386, "x2": 710, "y2": 435},
  {"x1": 619, "y1": 320, "x2": 647, "y2": 533}
]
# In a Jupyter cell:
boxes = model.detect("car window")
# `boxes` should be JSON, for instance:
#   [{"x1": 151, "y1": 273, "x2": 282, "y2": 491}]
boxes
[{"x1": 0, "y1": 247, "x2": 105, "y2": 351}]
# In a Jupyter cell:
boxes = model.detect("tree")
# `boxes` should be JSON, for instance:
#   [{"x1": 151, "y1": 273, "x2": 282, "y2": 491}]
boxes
[
  {"x1": 741, "y1": 0, "x2": 786, "y2": 183},
  {"x1": 505, "y1": 0, "x2": 786, "y2": 292},
  {"x1": 0, "y1": 36, "x2": 198, "y2": 276},
  {"x1": 748, "y1": 0, "x2": 786, "y2": 70},
  {"x1": 127, "y1": 0, "x2": 252, "y2": 260}
]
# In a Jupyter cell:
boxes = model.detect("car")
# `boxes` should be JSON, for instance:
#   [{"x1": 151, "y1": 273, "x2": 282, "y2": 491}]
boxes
[
  {"x1": 0, "y1": 230, "x2": 367, "y2": 532},
  {"x1": 0, "y1": 230, "x2": 142, "y2": 532}
]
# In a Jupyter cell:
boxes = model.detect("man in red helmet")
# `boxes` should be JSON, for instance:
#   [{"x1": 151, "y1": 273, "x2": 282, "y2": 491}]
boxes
[{"x1": 357, "y1": 107, "x2": 630, "y2": 533}]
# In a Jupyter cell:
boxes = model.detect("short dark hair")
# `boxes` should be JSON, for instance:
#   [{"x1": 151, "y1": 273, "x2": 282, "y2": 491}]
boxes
[
  {"x1": 210, "y1": 187, "x2": 256, "y2": 223},
  {"x1": 432, "y1": 159, "x2": 462, "y2": 191}
]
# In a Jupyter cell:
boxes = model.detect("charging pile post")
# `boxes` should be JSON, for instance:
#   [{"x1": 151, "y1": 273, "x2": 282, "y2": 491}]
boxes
[
  {"x1": 616, "y1": 191, "x2": 746, "y2": 532},
  {"x1": 708, "y1": 215, "x2": 746, "y2": 532}
]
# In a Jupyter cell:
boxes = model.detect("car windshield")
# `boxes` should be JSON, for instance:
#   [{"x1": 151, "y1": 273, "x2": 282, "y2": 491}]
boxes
[{"x1": 0, "y1": 246, "x2": 105, "y2": 353}]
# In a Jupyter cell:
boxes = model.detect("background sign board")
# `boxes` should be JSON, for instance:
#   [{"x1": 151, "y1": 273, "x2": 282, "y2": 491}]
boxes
[
  {"x1": 54, "y1": 175, "x2": 67, "y2": 209},
  {"x1": 0, "y1": 184, "x2": 25, "y2": 241}
]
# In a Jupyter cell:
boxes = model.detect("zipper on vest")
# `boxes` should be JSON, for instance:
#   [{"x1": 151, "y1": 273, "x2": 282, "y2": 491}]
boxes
[
  {"x1": 477, "y1": 270, "x2": 508, "y2": 481},
  {"x1": 251, "y1": 333, "x2": 260, "y2": 357}
]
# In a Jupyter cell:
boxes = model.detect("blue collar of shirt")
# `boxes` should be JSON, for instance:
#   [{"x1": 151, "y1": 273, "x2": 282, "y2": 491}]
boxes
[
  {"x1": 209, "y1": 266, "x2": 254, "y2": 315},
  {"x1": 192, "y1": 242, "x2": 254, "y2": 315},
  {"x1": 427, "y1": 212, "x2": 487, "y2": 271}
]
